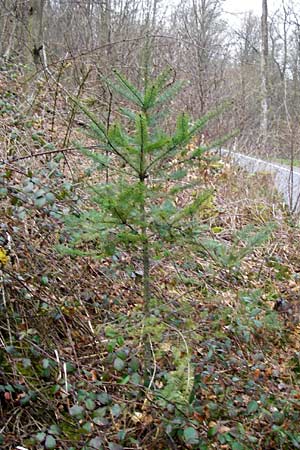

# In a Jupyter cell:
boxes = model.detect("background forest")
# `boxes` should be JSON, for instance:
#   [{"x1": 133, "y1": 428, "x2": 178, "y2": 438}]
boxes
[
  {"x1": 2, "y1": 1, "x2": 300, "y2": 450},
  {"x1": 2, "y1": 0, "x2": 300, "y2": 156}
]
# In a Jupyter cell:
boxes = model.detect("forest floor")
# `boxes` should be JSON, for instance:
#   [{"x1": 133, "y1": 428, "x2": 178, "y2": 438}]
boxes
[{"x1": 1, "y1": 64, "x2": 300, "y2": 450}]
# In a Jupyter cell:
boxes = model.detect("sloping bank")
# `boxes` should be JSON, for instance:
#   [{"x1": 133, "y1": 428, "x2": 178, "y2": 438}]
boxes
[{"x1": 220, "y1": 149, "x2": 300, "y2": 213}]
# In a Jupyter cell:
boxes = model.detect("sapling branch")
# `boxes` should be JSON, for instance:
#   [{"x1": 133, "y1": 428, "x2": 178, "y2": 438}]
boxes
[{"x1": 111, "y1": 206, "x2": 139, "y2": 234}]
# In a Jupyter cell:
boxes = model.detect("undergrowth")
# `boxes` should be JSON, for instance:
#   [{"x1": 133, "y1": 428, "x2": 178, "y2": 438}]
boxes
[{"x1": 1, "y1": 63, "x2": 300, "y2": 450}]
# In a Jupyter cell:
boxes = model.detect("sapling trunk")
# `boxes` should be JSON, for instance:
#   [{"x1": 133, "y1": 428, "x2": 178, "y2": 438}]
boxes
[
  {"x1": 139, "y1": 119, "x2": 152, "y2": 374},
  {"x1": 141, "y1": 205, "x2": 152, "y2": 378},
  {"x1": 142, "y1": 222, "x2": 150, "y2": 317}
]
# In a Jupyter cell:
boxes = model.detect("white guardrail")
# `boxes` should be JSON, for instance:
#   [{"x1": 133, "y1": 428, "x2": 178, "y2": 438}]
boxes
[{"x1": 219, "y1": 149, "x2": 300, "y2": 212}]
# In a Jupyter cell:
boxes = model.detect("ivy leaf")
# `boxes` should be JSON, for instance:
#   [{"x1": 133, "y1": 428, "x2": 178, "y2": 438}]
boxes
[
  {"x1": 23, "y1": 181, "x2": 35, "y2": 193},
  {"x1": 131, "y1": 372, "x2": 141, "y2": 385},
  {"x1": 108, "y1": 443, "x2": 124, "y2": 450},
  {"x1": 114, "y1": 357, "x2": 125, "y2": 371},
  {"x1": 36, "y1": 431, "x2": 46, "y2": 442},
  {"x1": 81, "y1": 422, "x2": 92, "y2": 433},
  {"x1": 207, "y1": 426, "x2": 218, "y2": 438},
  {"x1": 65, "y1": 362, "x2": 76, "y2": 373},
  {"x1": 20, "y1": 391, "x2": 37, "y2": 406},
  {"x1": 45, "y1": 434, "x2": 57, "y2": 449},
  {"x1": 69, "y1": 404, "x2": 84, "y2": 417},
  {"x1": 111, "y1": 403, "x2": 122, "y2": 418},
  {"x1": 93, "y1": 416, "x2": 109, "y2": 426},
  {"x1": 34, "y1": 196, "x2": 47, "y2": 208},
  {"x1": 88, "y1": 437, "x2": 104, "y2": 449},
  {"x1": 0, "y1": 187, "x2": 8, "y2": 198},
  {"x1": 97, "y1": 392, "x2": 111, "y2": 404},
  {"x1": 35, "y1": 188, "x2": 46, "y2": 198},
  {"x1": 42, "y1": 358, "x2": 50, "y2": 369},
  {"x1": 247, "y1": 400, "x2": 259, "y2": 414},
  {"x1": 183, "y1": 427, "x2": 199, "y2": 445},
  {"x1": 85, "y1": 398, "x2": 96, "y2": 411},
  {"x1": 48, "y1": 424, "x2": 61, "y2": 435},
  {"x1": 45, "y1": 192, "x2": 56, "y2": 204},
  {"x1": 129, "y1": 356, "x2": 140, "y2": 371},
  {"x1": 22, "y1": 358, "x2": 31, "y2": 368},
  {"x1": 232, "y1": 442, "x2": 245, "y2": 450}
]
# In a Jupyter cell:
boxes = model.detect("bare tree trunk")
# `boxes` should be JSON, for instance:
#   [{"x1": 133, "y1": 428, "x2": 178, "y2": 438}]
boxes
[
  {"x1": 141, "y1": 0, "x2": 159, "y2": 89},
  {"x1": 2, "y1": 19, "x2": 17, "y2": 61},
  {"x1": 101, "y1": 0, "x2": 112, "y2": 53},
  {"x1": 29, "y1": 0, "x2": 46, "y2": 66},
  {"x1": 0, "y1": 0, "x2": 11, "y2": 58},
  {"x1": 261, "y1": 0, "x2": 269, "y2": 150}
]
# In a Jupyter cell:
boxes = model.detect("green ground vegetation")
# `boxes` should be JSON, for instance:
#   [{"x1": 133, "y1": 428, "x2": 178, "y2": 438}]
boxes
[{"x1": 1, "y1": 64, "x2": 300, "y2": 450}]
